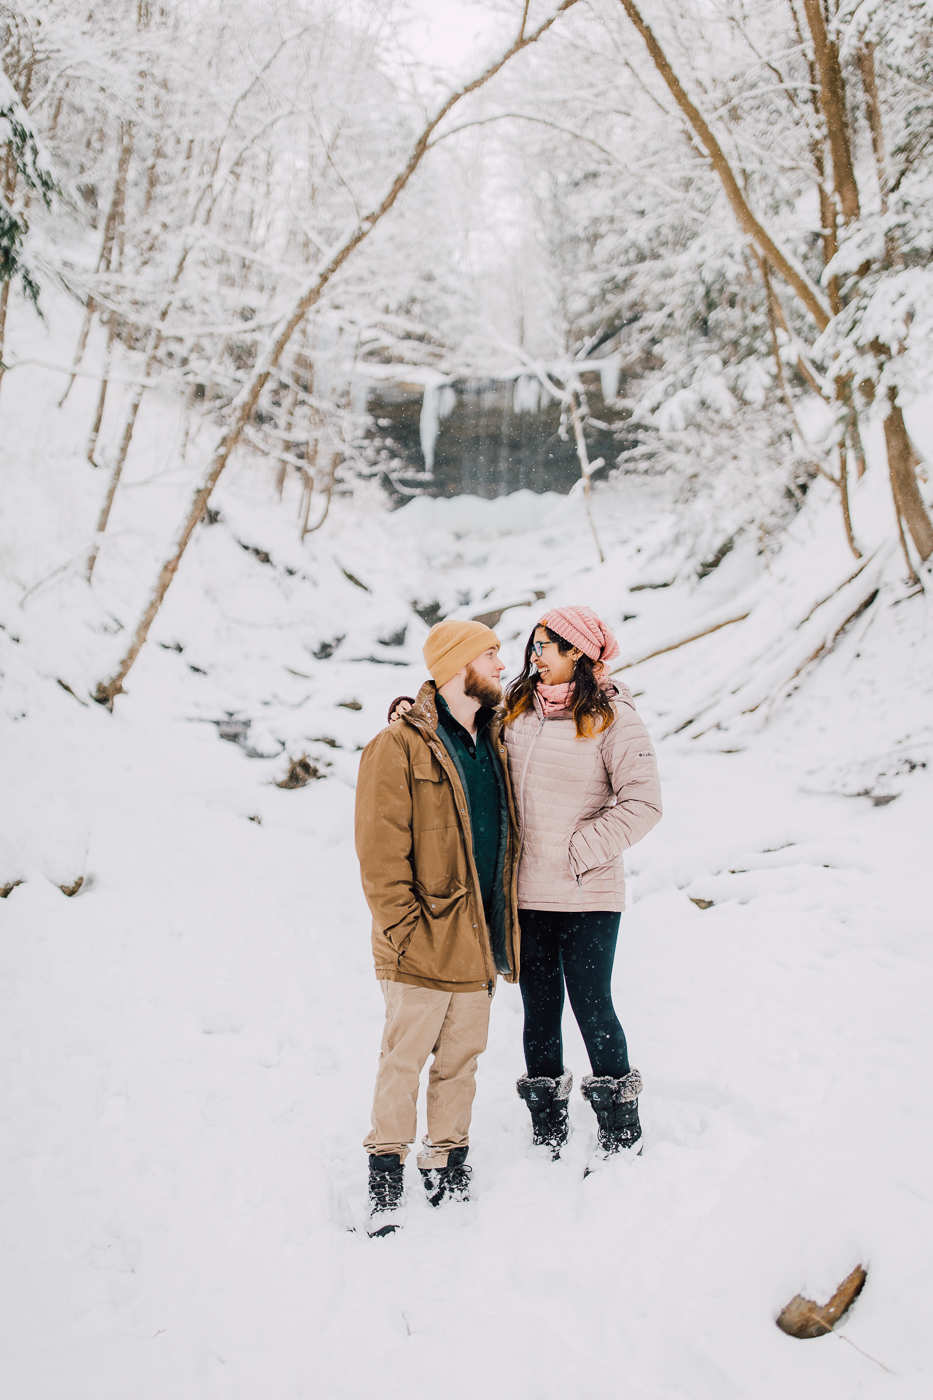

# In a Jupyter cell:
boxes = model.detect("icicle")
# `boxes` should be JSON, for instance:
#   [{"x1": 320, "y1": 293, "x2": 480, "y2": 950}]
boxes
[
  {"x1": 350, "y1": 376, "x2": 369, "y2": 416},
  {"x1": 598, "y1": 357, "x2": 621, "y2": 404},
  {"x1": 419, "y1": 382, "x2": 456, "y2": 469},
  {"x1": 513, "y1": 375, "x2": 544, "y2": 414}
]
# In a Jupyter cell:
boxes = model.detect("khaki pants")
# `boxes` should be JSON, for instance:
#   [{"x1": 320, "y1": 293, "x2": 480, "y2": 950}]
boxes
[{"x1": 364, "y1": 980, "x2": 493, "y2": 1168}]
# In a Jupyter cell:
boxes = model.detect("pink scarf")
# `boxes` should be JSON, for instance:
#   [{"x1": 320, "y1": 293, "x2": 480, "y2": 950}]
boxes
[
  {"x1": 536, "y1": 672, "x2": 616, "y2": 718},
  {"x1": 536, "y1": 681, "x2": 574, "y2": 717}
]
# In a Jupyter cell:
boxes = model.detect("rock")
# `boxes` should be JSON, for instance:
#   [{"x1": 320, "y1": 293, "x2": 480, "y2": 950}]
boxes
[{"x1": 276, "y1": 755, "x2": 321, "y2": 789}]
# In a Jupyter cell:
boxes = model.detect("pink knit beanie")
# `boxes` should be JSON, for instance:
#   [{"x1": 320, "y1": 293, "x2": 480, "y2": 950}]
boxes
[{"x1": 539, "y1": 606, "x2": 620, "y2": 664}]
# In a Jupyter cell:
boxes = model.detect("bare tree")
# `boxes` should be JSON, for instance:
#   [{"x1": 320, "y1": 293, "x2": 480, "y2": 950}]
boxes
[
  {"x1": 93, "y1": 0, "x2": 582, "y2": 706},
  {"x1": 611, "y1": 0, "x2": 933, "y2": 566}
]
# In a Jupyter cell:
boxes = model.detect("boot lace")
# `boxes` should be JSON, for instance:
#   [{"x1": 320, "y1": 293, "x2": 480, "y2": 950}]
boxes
[
  {"x1": 369, "y1": 1166, "x2": 404, "y2": 1215},
  {"x1": 422, "y1": 1160, "x2": 472, "y2": 1206}
]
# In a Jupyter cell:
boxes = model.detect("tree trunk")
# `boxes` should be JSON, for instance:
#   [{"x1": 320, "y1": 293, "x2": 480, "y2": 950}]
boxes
[
  {"x1": 0, "y1": 278, "x2": 11, "y2": 398},
  {"x1": 296, "y1": 433, "x2": 319, "y2": 526},
  {"x1": 275, "y1": 386, "x2": 299, "y2": 496},
  {"x1": 568, "y1": 389, "x2": 605, "y2": 563},
  {"x1": 766, "y1": 280, "x2": 825, "y2": 396},
  {"x1": 835, "y1": 434, "x2": 859, "y2": 560},
  {"x1": 92, "y1": 0, "x2": 583, "y2": 706},
  {"x1": 792, "y1": 1, "x2": 842, "y2": 314},
  {"x1": 831, "y1": 377, "x2": 861, "y2": 559},
  {"x1": 884, "y1": 397, "x2": 933, "y2": 562},
  {"x1": 857, "y1": 43, "x2": 889, "y2": 214},
  {"x1": 86, "y1": 372, "x2": 148, "y2": 579},
  {"x1": 302, "y1": 454, "x2": 337, "y2": 538},
  {"x1": 59, "y1": 123, "x2": 134, "y2": 407},
  {"x1": 87, "y1": 316, "x2": 119, "y2": 466},
  {"x1": 847, "y1": 403, "x2": 867, "y2": 480},
  {"x1": 754, "y1": 249, "x2": 798, "y2": 421},
  {"x1": 857, "y1": 42, "x2": 903, "y2": 269},
  {"x1": 818, "y1": 182, "x2": 841, "y2": 317},
  {"x1": 802, "y1": 0, "x2": 860, "y2": 223},
  {"x1": 888, "y1": 463, "x2": 920, "y2": 586},
  {"x1": 86, "y1": 373, "x2": 109, "y2": 467}
]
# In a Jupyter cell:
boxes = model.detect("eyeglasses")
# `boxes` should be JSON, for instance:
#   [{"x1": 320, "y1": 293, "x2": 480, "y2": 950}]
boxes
[{"x1": 531, "y1": 641, "x2": 545, "y2": 657}]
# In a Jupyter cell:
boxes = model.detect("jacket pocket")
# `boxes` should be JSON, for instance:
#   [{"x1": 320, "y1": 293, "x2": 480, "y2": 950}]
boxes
[
  {"x1": 397, "y1": 881, "x2": 483, "y2": 982},
  {"x1": 414, "y1": 881, "x2": 468, "y2": 916},
  {"x1": 412, "y1": 759, "x2": 459, "y2": 832},
  {"x1": 569, "y1": 829, "x2": 616, "y2": 882}
]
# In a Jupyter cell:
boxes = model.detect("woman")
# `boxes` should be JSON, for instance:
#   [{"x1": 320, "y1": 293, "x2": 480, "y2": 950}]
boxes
[{"x1": 502, "y1": 606, "x2": 662, "y2": 1163}]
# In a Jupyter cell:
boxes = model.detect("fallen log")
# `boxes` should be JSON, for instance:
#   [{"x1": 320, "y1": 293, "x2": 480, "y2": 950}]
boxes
[
  {"x1": 673, "y1": 552, "x2": 887, "y2": 737},
  {"x1": 610, "y1": 612, "x2": 750, "y2": 673},
  {"x1": 472, "y1": 591, "x2": 546, "y2": 629},
  {"x1": 776, "y1": 1264, "x2": 867, "y2": 1339}
]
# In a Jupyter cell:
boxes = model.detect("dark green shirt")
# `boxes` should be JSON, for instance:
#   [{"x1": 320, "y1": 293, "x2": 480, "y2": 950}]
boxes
[{"x1": 435, "y1": 695, "x2": 501, "y2": 910}]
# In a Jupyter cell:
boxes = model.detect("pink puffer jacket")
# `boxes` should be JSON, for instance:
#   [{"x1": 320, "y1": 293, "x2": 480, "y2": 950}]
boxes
[{"x1": 503, "y1": 682, "x2": 662, "y2": 912}]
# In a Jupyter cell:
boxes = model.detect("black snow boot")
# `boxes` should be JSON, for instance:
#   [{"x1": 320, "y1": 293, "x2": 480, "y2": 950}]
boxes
[
  {"x1": 581, "y1": 1069, "x2": 643, "y2": 1163},
  {"x1": 367, "y1": 1152, "x2": 405, "y2": 1236},
  {"x1": 516, "y1": 1069, "x2": 573, "y2": 1158},
  {"x1": 420, "y1": 1146, "x2": 472, "y2": 1207}
]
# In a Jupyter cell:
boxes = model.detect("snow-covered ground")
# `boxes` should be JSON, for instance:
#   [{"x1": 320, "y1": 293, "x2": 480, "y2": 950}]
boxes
[{"x1": 2, "y1": 302, "x2": 932, "y2": 1398}]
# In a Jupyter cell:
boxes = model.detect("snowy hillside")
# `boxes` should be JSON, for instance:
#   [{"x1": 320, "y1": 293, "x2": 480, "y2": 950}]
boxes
[{"x1": 1, "y1": 294, "x2": 932, "y2": 1399}]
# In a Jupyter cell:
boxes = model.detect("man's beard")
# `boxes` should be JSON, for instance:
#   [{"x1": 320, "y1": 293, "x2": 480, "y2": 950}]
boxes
[{"x1": 463, "y1": 664, "x2": 503, "y2": 709}]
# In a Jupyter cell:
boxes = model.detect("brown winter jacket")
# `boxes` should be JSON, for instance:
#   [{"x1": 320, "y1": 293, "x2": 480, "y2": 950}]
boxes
[
  {"x1": 503, "y1": 681, "x2": 662, "y2": 912},
  {"x1": 355, "y1": 681, "x2": 520, "y2": 993}
]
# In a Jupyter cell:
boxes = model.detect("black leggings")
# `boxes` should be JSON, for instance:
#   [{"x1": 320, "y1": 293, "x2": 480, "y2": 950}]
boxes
[{"x1": 518, "y1": 909, "x2": 630, "y2": 1079}]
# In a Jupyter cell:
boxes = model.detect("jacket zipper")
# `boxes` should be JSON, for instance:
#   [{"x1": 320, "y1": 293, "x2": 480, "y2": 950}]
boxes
[
  {"x1": 516, "y1": 713, "x2": 547, "y2": 830},
  {"x1": 495, "y1": 722, "x2": 519, "y2": 986},
  {"x1": 423, "y1": 733, "x2": 496, "y2": 991},
  {"x1": 518, "y1": 705, "x2": 586, "y2": 905}
]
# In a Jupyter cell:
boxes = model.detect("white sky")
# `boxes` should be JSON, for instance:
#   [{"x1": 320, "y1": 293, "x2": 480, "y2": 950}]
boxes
[{"x1": 396, "y1": 0, "x2": 518, "y2": 77}]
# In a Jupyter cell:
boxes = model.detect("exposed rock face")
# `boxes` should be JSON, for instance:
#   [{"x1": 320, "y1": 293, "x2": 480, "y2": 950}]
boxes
[{"x1": 366, "y1": 372, "x2": 629, "y2": 499}]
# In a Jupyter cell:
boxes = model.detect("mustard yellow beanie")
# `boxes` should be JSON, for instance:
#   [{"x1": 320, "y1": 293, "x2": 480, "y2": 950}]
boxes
[{"x1": 423, "y1": 619, "x2": 500, "y2": 688}]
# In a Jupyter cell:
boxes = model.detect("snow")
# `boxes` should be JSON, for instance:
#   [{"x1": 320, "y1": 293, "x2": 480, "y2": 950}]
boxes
[{"x1": 1, "y1": 296, "x2": 932, "y2": 1398}]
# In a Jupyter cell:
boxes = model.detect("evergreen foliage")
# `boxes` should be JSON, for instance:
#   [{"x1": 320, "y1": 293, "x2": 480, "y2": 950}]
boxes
[{"x1": 0, "y1": 72, "x2": 57, "y2": 308}]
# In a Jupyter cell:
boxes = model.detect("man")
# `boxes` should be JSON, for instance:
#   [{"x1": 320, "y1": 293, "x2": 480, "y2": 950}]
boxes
[{"x1": 355, "y1": 619, "x2": 519, "y2": 1236}]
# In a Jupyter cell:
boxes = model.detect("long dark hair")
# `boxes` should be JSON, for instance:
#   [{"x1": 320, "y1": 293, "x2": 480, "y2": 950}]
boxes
[{"x1": 502, "y1": 625, "x2": 615, "y2": 738}]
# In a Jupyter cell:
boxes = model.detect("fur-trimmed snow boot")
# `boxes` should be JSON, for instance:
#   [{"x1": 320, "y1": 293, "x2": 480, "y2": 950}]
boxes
[
  {"x1": 420, "y1": 1145, "x2": 472, "y2": 1206},
  {"x1": 516, "y1": 1069, "x2": 573, "y2": 1158},
  {"x1": 367, "y1": 1152, "x2": 405, "y2": 1236},
  {"x1": 581, "y1": 1069, "x2": 643, "y2": 1168}
]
